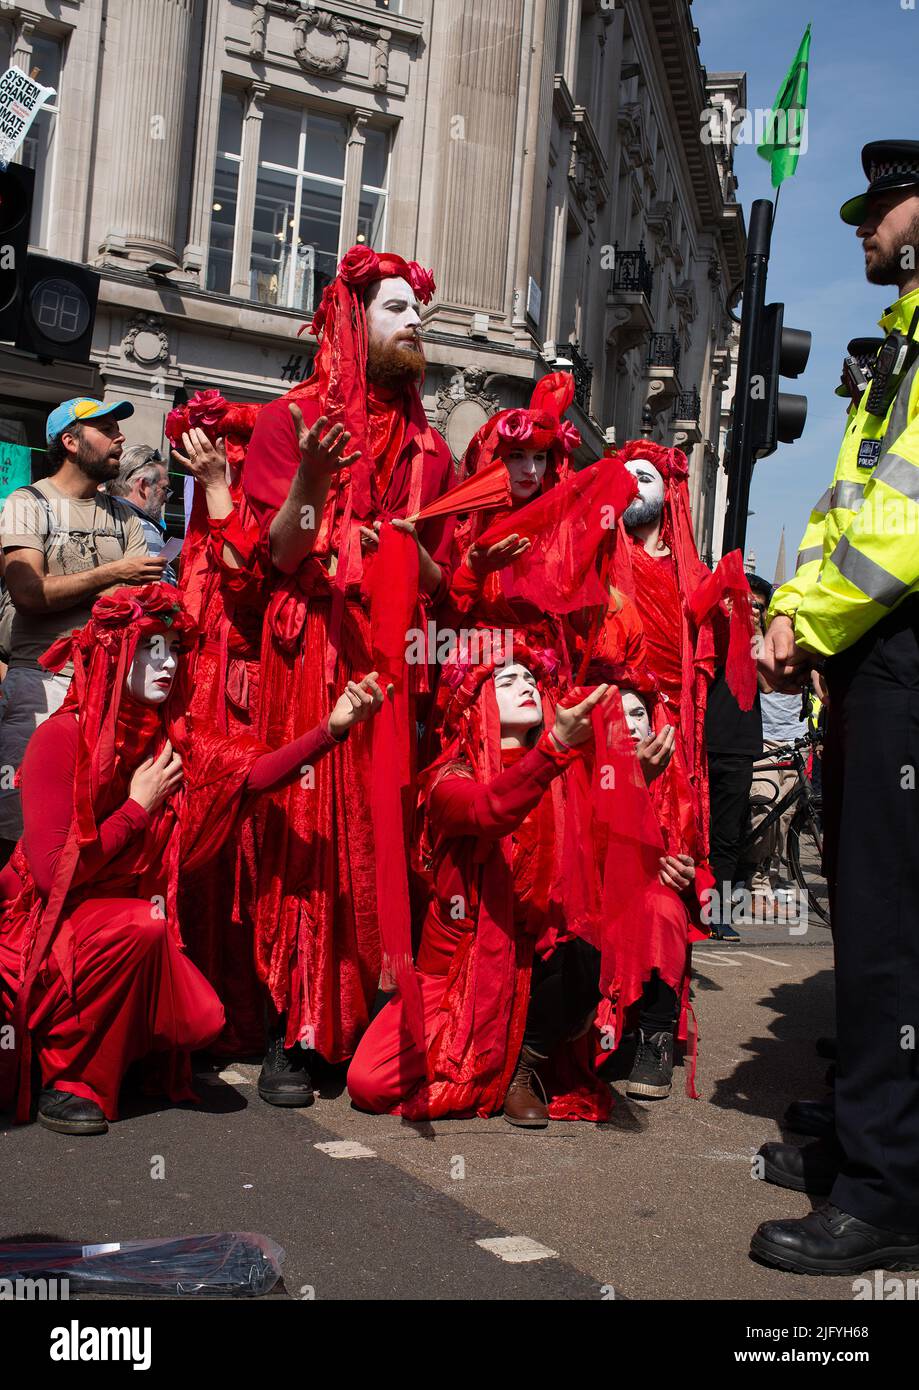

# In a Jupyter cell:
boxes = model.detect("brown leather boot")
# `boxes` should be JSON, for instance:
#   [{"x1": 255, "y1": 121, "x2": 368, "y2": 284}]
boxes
[{"x1": 503, "y1": 1045, "x2": 549, "y2": 1128}]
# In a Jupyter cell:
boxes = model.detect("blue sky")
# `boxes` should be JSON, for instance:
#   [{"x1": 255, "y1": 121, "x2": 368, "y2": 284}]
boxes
[{"x1": 693, "y1": 0, "x2": 917, "y2": 579}]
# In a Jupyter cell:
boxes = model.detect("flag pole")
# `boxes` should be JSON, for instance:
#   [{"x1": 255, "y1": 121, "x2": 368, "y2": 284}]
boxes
[{"x1": 773, "y1": 182, "x2": 782, "y2": 226}]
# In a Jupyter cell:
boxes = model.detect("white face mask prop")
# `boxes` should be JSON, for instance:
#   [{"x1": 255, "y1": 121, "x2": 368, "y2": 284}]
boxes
[
  {"x1": 505, "y1": 448, "x2": 548, "y2": 503},
  {"x1": 365, "y1": 276, "x2": 423, "y2": 357},
  {"x1": 621, "y1": 689, "x2": 651, "y2": 744},
  {"x1": 126, "y1": 633, "x2": 179, "y2": 705},
  {"x1": 494, "y1": 663, "x2": 542, "y2": 741},
  {"x1": 622, "y1": 458, "x2": 665, "y2": 529}
]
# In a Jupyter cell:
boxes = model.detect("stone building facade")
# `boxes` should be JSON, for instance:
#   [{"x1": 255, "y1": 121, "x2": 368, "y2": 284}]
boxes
[{"x1": 0, "y1": 0, "x2": 745, "y2": 560}]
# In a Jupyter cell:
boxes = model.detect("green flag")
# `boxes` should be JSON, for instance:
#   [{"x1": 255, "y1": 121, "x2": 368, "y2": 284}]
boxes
[{"x1": 757, "y1": 23, "x2": 811, "y2": 189}]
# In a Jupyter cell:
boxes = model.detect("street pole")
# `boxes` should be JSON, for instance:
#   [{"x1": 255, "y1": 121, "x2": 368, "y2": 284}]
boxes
[{"x1": 722, "y1": 199, "x2": 774, "y2": 556}]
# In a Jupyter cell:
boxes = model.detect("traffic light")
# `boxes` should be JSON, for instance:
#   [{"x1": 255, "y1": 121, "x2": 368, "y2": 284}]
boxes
[
  {"x1": 0, "y1": 163, "x2": 35, "y2": 340},
  {"x1": 722, "y1": 199, "x2": 811, "y2": 554},
  {"x1": 748, "y1": 301, "x2": 811, "y2": 458},
  {"x1": 14, "y1": 255, "x2": 100, "y2": 364}
]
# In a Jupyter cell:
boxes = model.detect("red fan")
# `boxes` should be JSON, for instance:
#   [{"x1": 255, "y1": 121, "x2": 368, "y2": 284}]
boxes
[{"x1": 407, "y1": 459, "x2": 510, "y2": 524}]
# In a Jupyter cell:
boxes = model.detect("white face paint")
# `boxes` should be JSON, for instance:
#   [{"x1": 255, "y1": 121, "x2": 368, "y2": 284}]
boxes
[
  {"x1": 365, "y1": 276, "x2": 423, "y2": 355},
  {"x1": 126, "y1": 633, "x2": 179, "y2": 705},
  {"x1": 494, "y1": 663, "x2": 542, "y2": 737},
  {"x1": 622, "y1": 458, "x2": 665, "y2": 528},
  {"x1": 505, "y1": 449, "x2": 548, "y2": 502},
  {"x1": 621, "y1": 689, "x2": 651, "y2": 744}
]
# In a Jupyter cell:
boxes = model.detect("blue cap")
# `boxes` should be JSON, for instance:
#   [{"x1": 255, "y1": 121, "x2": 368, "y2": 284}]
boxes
[{"x1": 46, "y1": 397, "x2": 134, "y2": 446}]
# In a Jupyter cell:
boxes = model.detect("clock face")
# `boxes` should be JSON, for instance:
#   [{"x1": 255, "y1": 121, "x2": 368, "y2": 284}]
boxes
[{"x1": 29, "y1": 276, "x2": 91, "y2": 343}]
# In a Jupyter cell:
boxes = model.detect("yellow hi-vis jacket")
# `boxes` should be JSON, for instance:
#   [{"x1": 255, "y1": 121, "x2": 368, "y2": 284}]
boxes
[{"x1": 769, "y1": 286, "x2": 919, "y2": 657}]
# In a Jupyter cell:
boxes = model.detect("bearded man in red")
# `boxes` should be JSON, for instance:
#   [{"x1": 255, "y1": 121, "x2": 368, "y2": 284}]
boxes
[
  {"x1": 242, "y1": 246, "x2": 458, "y2": 1101},
  {"x1": 611, "y1": 440, "x2": 756, "y2": 852}
]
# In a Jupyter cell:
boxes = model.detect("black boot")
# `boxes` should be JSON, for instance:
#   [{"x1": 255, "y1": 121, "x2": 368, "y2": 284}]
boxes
[
  {"x1": 37, "y1": 1088, "x2": 108, "y2": 1136},
  {"x1": 626, "y1": 1029, "x2": 674, "y2": 1099},
  {"x1": 751, "y1": 1203, "x2": 919, "y2": 1276},
  {"x1": 784, "y1": 1096, "x2": 835, "y2": 1139},
  {"x1": 757, "y1": 1138, "x2": 842, "y2": 1194},
  {"x1": 257, "y1": 1022, "x2": 314, "y2": 1107}
]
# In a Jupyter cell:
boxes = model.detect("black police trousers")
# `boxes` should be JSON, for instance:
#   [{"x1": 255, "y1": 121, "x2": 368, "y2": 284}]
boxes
[{"x1": 823, "y1": 596, "x2": 919, "y2": 1231}]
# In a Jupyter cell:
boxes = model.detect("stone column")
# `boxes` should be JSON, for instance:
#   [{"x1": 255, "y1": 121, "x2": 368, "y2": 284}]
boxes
[
  {"x1": 230, "y1": 82, "x2": 270, "y2": 299},
  {"x1": 435, "y1": 0, "x2": 526, "y2": 313},
  {"x1": 102, "y1": 0, "x2": 199, "y2": 266},
  {"x1": 338, "y1": 110, "x2": 371, "y2": 259},
  {"x1": 11, "y1": 16, "x2": 38, "y2": 72}
]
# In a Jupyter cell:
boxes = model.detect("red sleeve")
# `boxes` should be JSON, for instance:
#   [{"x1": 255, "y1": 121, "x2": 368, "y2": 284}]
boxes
[
  {"x1": 429, "y1": 734, "x2": 579, "y2": 840},
  {"x1": 206, "y1": 511, "x2": 264, "y2": 605},
  {"x1": 21, "y1": 715, "x2": 150, "y2": 902},
  {"x1": 415, "y1": 438, "x2": 460, "y2": 605},
  {"x1": 242, "y1": 397, "x2": 312, "y2": 538},
  {"x1": 449, "y1": 557, "x2": 483, "y2": 615},
  {"x1": 244, "y1": 716, "x2": 341, "y2": 796}
]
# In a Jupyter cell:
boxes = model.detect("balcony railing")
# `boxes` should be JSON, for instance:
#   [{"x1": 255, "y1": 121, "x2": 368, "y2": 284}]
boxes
[
  {"x1": 673, "y1": 388, "x2": 701, "y2": 422},
  {"x1": 647, "y1": 332, "x2": 681, "y2": 372},
  {"x1": 610, "y1": 241, "x2": 653, "y2": 299},
  {"x1": 566, "y1": 339, "x2": 593, "y2": 415}
]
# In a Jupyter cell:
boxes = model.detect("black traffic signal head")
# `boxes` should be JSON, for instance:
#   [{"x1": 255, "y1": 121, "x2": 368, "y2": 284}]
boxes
[
  {"x1": 0, "y1": 163, "x2": 35, "y2": 339},
  {"x1": 14, "y1": 255, "x2": 100, "y2": 364},
  {"x1": 750, "y1": 302, "x2": 812, "y2": 458}
]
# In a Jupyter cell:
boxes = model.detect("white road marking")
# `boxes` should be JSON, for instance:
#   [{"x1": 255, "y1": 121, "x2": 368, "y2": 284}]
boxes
[
  {"x1": 314, "y1": 1140, "x2": 377, "y2": 1159},
  {"x1": 692, "y1": 952, "x2": 741, "y2": 967},
  {"x1": 476, "y1": 1235, "x2": 559, "y2": 1263},
  {"x1": 730, "y1": 951, "x2": 792, "y2": 967},
  {"x1": 196, "y1": 1069, "x2": 251, "y2": 1085}
]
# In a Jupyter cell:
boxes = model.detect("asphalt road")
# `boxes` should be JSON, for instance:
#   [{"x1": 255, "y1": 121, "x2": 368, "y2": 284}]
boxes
[{"x1": 0, "y1": 930, "x2": 856, "y2": 1304}]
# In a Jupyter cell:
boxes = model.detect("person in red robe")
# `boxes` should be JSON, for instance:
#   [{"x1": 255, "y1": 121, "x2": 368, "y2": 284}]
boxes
[
  {"x1": 241, "y1": 245, "x2": 459, "y2": 1096},
  {"x1": 447, "y1": 373, "x2": 584, "y2": 670},
  {"x1": 166, "y1": 400, "x2": 269, "y2": 1055},
  {"x1": 611, "y1": 439, "x2": 749, "y2": 854},
  {"x1": 347, "y1": 639, "x2": 614, "y2": 1124},
  {"x1": 0, "y1": 585, "x2": 387, "y2": 1135},
  {"x1": 593, "y1": 670, "x2": 712, "y2": 1099}
]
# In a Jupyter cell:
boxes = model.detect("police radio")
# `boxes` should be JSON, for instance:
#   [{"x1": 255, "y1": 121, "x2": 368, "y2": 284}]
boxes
[{"x1": 865, "y1": 308, "x2": 919, "y2": 417}]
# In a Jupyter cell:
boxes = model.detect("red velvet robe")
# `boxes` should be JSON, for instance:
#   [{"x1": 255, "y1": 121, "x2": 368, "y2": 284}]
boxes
[
  {"x1": 347, "y1": 735, "x2": 610, "y2": 1120},
  {"x1": 628, "y1": 543, "x2": 717, "y2": 852},
  {"x1": 0, "y1": 710, "x2": 339, "y2": 1121},
  {"x1": 243, "y1": 391, "x2": 458, "y2": 1061},
  {"x1": 178, "y1": 492, "x2": 268, "y2": 1054}
]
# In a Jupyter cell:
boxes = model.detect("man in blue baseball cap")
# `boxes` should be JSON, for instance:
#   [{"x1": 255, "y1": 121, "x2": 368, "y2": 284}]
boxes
[{"x1": 0, "y1": 397, "x2": 165, "y2": 856}]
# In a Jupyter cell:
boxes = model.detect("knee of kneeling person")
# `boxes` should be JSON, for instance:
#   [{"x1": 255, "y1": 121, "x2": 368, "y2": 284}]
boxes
[{"x1": 346, "y1": 1055, "x2": 389, "y2": 1114}]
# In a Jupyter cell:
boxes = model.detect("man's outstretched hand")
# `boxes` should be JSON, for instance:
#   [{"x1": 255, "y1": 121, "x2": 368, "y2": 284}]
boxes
[
  {"x1": 328, "y1": 672, "x2": 393, "y2": 739},
  {"x1": 290, "y1": 405, "x2": 361, "y2": 477}
]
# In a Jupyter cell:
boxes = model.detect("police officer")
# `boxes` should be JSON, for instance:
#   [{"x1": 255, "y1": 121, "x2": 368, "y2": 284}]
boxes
[{"x1": 753, "y1": 141, "x2": 919, "y2": 1274}]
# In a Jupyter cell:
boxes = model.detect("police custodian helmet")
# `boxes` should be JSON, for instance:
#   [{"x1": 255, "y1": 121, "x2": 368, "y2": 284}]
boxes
[{"x1": 840, "y1": 140, "x2": 919, "y2": 226}]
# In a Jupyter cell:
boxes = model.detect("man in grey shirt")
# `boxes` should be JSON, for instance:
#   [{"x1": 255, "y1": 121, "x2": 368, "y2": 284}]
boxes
[{"x1": 0, "y1": 397, "x2": 165, "y2": 854}]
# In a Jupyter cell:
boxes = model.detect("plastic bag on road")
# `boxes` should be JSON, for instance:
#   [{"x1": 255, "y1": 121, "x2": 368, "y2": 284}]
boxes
[{"x1": 0, "y1": 1232, "x2": 284, "y2": 1296}]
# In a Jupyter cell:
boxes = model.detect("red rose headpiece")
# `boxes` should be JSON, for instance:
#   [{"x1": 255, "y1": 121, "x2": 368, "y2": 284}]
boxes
[
  {"x1": 611, "y1": 438, "x2": 689, "y2": 483},
  {"x1": 464, "y1": 371, "x2": 582, "y2": 482},
  {"x1": 165, "y1": 390, "x2": 263, "y2": 471}
]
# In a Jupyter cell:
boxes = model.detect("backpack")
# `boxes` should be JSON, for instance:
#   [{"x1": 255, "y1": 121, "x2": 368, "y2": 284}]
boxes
[{"x1": 0, "y1": 485, "x2": 128, "y2": 663}]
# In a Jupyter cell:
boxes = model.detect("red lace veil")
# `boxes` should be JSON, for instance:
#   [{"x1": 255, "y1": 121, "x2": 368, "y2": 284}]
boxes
[{"x1": 1, "y1": 585, "x2": 262, "y2": 1120}]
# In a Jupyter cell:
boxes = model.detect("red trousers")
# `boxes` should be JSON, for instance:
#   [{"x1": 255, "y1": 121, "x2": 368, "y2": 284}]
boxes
[
  {"x1": 346, "y1": 973, "x2": 447, "y2": 1114},
  {"x1": 18, "y1": 898, "x2": 225, "y2": 1119}
]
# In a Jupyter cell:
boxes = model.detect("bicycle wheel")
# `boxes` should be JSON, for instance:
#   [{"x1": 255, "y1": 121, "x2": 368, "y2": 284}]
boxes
[{"x1": 786, "y1": 803, "x2": 830, "y2": 927}]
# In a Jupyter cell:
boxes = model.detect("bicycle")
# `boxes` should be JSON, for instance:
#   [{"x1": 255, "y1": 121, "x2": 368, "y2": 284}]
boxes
[{"x1": 742, "y1": 726, "x2": 829, "y2": 927}]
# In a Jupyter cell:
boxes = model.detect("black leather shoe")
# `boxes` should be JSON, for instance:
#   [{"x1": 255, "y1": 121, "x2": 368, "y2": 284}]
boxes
[
  {"x1": 757, "y1": 1138, "x2": 842, "y2": 1194},
  {"x1": 751, "y1": 1203, "x2": 919, "y2": 1276},
  {"x1": 784, "y1": 1097, "x2": 835, "y2": 1139},
  {"x1": 258, "y1": 1031, "x2": 314, "y2": 1107},
  {"x1": 37, "y1": 1088, "x2": 108, "y2": 1136}
]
